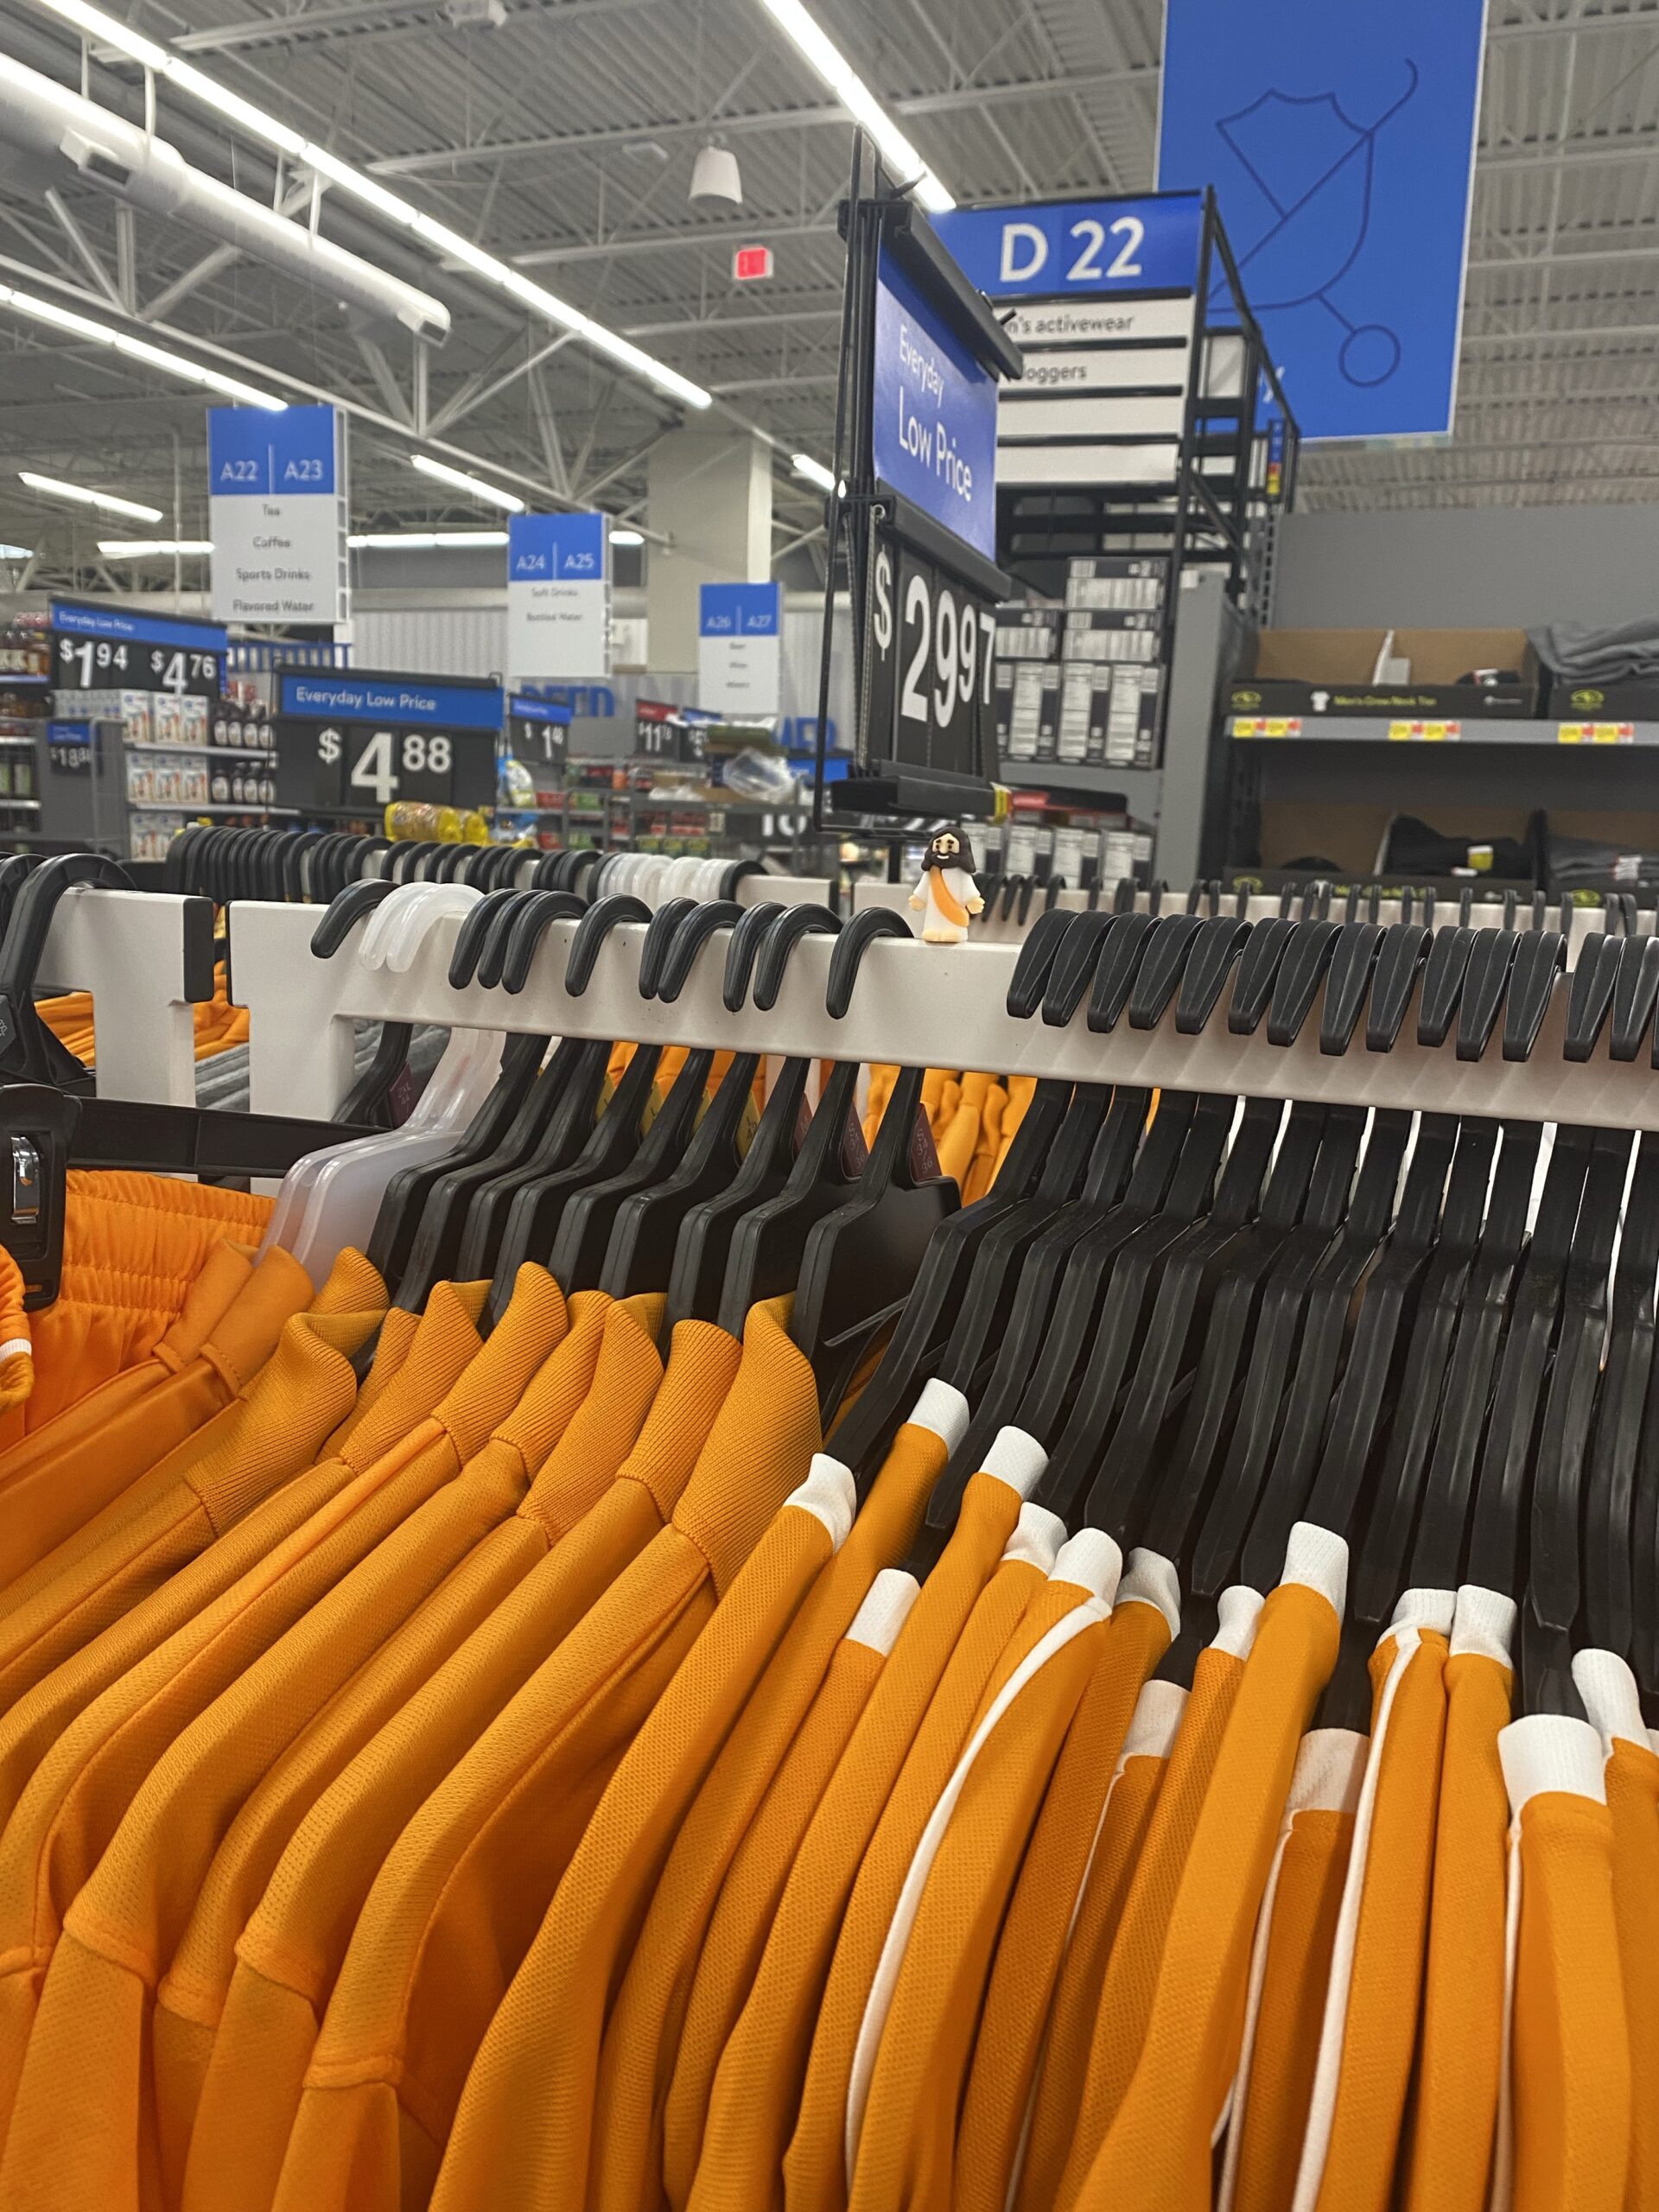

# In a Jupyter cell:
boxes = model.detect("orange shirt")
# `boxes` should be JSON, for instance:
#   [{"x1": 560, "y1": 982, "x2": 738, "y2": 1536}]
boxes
[
  {"x1": 0, "y1": 1273, "x2": 581, "y2": 2212},
  {"x1": 663, "y1": 1569, "x2": 920, "y2": 2211},
  {"x1": 1571, "y1": 1648, "x2": 1659, "y2": 2212},
  {"x1": 1492, "y1": 1714, "x2": 1630, "y2": 2212},
  {"x1": 956, "y1": 1555, "x2": 1179, "y2": 2212},
  {"x1": 0, "y1": 1272, "x2": 556, "y2": 2163},
  {"x1": 1071, "y1": 1522, "x2": 1347, "y2": 2212},
  {"x1": 1402, "y1": 1585, "x2": 1516, "y2": 2212},
  {"x1": 843, "y1": 1533, "x2": 1122, "y2": 2212},
  {"x1": 275, "y1": 1298, "x2": 822, "y2": 2212},
  {"x1": 0, "y1": 1241, "x2": 295, "y2": 1588},
  {"x1": 685, "y1": 1447, "x2": 1057, "y2": 2212},
  {"x1": 588, "y1": 1382, "x2": 970, "y2": 2212},
  {"x1": 429, "y1": 1461, "x2": 855, "y2": 2212},
  {"x1": 1217, "y1": 1728, "x2": 1365, "y2": 2212},
  {"x1": 0, "y1": 1250, "x2": 391, "y2": 1719},
  {"x1": 1292, "y1": 1591, "x2": 1453, "y2": 2212},
  {"x1": 1014, "y1": 1676, "x2": 1186, "y2": 2212},
  {"x1": 1056, "y1": 1585, "x2": 1267, "y2": 2210},
  {"x1": 182, "y1": 1316, "x2": 739, "y2": 2212}
]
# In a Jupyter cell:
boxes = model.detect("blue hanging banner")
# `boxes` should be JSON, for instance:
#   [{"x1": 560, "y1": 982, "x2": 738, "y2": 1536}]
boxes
[{"x1": 1158, "y1": 0, "x2": 1487, "y2": 440}]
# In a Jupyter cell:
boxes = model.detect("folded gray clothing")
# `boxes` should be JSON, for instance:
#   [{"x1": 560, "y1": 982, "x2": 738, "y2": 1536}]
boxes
[{"x1": 1530, "y1": 620, "x2": 1659, "y2": 684}]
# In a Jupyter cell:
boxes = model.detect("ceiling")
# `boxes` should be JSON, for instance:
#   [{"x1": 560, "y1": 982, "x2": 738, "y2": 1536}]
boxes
[{"x1": 0, "y1": 0, "x2": 1653, "y2": 586}]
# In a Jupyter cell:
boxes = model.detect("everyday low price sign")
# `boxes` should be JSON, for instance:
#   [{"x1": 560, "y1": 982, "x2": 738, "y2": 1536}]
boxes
[
  {"x1": 870, "y1": 249, "x2": 999, "y2": 563},
  {"x1": 49, "y1": 599, "x2": 226, "y2": 696},
  {"x1": 209, "y1": 404, "x2": 348, "y2": 626},
  {"x1": 507, "y1": 512, "x2": 611, "y2": 681},
  {"x1": 274, "y1": 668, "x2": 501, "y2": 814},
  {"x1": 697, "y1": 583, "x2": 781, "y2": 718}
]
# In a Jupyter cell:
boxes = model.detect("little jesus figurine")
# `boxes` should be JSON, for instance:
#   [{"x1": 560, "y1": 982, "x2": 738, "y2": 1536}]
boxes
[{"x1": 910, "y1": 827, "x2": 985, "y2": 944}]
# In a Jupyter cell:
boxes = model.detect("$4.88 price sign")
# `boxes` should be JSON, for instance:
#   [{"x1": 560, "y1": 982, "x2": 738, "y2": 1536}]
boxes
[
  {"x1": 54, "y1": 632, "x2": 222, "y2": 696},
  {"x1": 276, "y1": 717, "x2": 496, "y2": 813},
  {"x1": 868, "y1": 535, "x2": 997, "y2": 776}
]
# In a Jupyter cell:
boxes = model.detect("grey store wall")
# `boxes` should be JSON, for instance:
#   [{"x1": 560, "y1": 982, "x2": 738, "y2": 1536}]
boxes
[{"x1": 1273, "y1": 503, "x2": 1659, "y2": 630}]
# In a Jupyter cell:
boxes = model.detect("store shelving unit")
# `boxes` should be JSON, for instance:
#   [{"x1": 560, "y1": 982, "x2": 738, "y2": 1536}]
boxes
[{"x1": 1228, "y1": 716, "x2": 1659, "y2": 748}]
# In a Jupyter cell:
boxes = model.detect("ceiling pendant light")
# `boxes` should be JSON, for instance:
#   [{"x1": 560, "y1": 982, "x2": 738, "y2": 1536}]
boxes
[{"x1": 690, "y1": 139, "x2": 743, "y2": 207}]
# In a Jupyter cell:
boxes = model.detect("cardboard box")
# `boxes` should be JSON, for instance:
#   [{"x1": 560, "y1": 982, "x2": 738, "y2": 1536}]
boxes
[
  {"x1": 995, "y1": 606, "x2": 1064, "y2": 660},
  {"x1": 1233, "y1": 628, "x2": 1541, "y2": 719},
  {"x1": 1063, "y1": 608, "x2": 1162, "y2": 664},
  {"x1": 1547, "y1": 676, "x2": 1659, "y2": 722}
]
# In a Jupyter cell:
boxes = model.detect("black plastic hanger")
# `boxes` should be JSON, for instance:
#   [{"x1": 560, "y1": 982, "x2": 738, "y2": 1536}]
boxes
[
  {"x1": 1522, "y1": 1128, "x2": 1632, "y2": 1716},
  {"x1": 1503, "y1": 893, "x2": 1567, "y2": 1063},
  {"x1": 823, "y1": 1079, "x2": 1079, "y2": 1478},
  {"x1": 1128, "y1": 882, "x2": 1220, "y2": 1030},
  {"x1": 664, "y1": 1056, "x2": 811, "y2": 1332},
  {"x1": 1465, "y1": 1125, "x2": 1599, "y2": 1630},
  {"x1": 1366, "y1": 887, "x2": 1433, "y2": 1052},
  {"x1": 550, "y1": 1046, "x2": 717, "y2": 1292},
  {"x1": 1135, "y1": 1101, "x2": 1332, "y2": 1575},
  {"x1": 1021, "y1": 1093, "x2": 1242, "y2": 1502},
  {"x1": 1266, "y1": 1114, "x2": 1459, "y2": 1592},
  {"x1": 1564, "y1": 917, "x2": 1624, "y2": 1061},
  {"x1": 1415, "y1": 885, "x2": 1478, "y2": 1047},
  {"x1": 1344, "y1": 1116, "x2": 1503, "y2": 1630},
  {"x1": 1457, "y1": 890, "x2": 1523, "y2": 1063},
  {"x1": 1266, "y1": 882, "x2": 1348, "y2": 1046},
  {"x1": 1318, "y1": 884, "x2": 1386, "y2": 1055},
  {"x1": 480, "y1": 1038, "x2": 664, "y2": 1325},
  {"x1": 1185, "y1": 1103, "x2": 1370, "y2": 1602},
  {"x1": 601, "y1": 1052, "x2": 763, "y2": 1300},
  {"x1": 1087, "y1": 883, "x2": 1174, "y2": 1033},
  {"x1": 918, "y1": 1088, "x2": 1181, "y2": 1542},
  {"x1": 1053, "y1": 1094, "x2": 1287, "y2": 1533},
  {"x1": 1227, "y1": 882, "x2": 1327, "y2": 1036},
  {"x1": 1580, "y1": 1133, "x2": 1659, "y2": 1662}
]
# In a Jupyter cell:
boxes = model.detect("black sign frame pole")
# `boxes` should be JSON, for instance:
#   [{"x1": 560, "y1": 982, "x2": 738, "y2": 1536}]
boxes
[{"x1": 811, "y1": 134, "x2": 1025, "y2": 836}]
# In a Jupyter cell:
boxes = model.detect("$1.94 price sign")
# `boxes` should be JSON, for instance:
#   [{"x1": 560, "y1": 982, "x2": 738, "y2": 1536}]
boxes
[{"x1": 867, "y1": 534, "x2": 997, "y2": 777}]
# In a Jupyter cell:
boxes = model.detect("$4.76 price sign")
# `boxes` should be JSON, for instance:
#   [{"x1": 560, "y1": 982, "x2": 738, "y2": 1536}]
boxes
[{"x1": 867, "y1": 533, "x2": 997, "y2": 776}]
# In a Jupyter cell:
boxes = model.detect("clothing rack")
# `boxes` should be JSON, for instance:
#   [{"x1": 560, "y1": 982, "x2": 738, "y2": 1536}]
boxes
[
  {"x1": 229, "y1": 883, "x2": 1659, "y2": 1136},
  {"x1": 31, "y1": 888, "x2": 214, "y2": 1107}
]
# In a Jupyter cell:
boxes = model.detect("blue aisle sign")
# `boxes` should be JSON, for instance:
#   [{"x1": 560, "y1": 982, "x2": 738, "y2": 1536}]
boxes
[
  {"x1": 209, "y1": 404, "x2": 337, "y2": 495},
  {"x1": 698, "y1": 583, "x2": 781, "y2": 717},
  {"x1": 870, "y1": 250, "x2": 999, "y2": 563},
  {"x1": 933, "y1": 196, "x2": 1205, "y2": 301},
  {"x1": 209, "y1": 403, "x2": 347, "y2": 624},
  {"x1": 507, "y1": 512, "x2": 610, "y2": 679},
  {"x1": 1158, "y1": 0, "x2": 1487, "y2": 439},
  {"x1": 508, "y1": 512, "x2": 606, "y2": 582},
  {"x1": 699, "y1": 584, "x2": 779, "y2": 639}
]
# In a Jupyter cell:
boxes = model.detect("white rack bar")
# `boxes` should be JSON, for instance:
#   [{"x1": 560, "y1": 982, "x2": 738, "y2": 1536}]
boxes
[
  {"x1": 227, "y1": 893, "x2": 1659, "y2": 1135},
  {"x1": 38, "y1": 888, "x2": 206, "y2": 1104}
]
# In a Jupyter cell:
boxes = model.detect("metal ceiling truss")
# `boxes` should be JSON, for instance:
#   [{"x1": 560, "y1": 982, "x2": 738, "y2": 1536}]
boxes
[{"x1": 0, "y1": 0, "x2": 1655, "y2": 569}]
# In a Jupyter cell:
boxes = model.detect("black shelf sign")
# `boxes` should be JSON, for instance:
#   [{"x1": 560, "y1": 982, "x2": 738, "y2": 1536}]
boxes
[
  {"x1": 274, "y1": 669, "x2": 502, "y2": 815},
  {"x1": 868, "y1": 531, "x2": 999, "y2": 779},
  {"x1": 49, "y1": 600, "x2": 227, "y2": 698}
]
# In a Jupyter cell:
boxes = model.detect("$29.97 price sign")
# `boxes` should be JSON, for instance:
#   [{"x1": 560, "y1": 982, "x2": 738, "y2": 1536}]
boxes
[
  {"x1": 867, "y1": 532, "x2": 998, "y2": 778},
  {"x1": 275, "y1": 718, "x2": 497, "y2": 814},
  {"x1": 54, "y1": 632, "x2": 222, "y2": 697}
]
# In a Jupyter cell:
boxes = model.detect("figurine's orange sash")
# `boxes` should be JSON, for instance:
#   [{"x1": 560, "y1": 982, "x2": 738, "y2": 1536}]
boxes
[{"x1": 929, "y1": 868, "x2": 969, "y2": 926}]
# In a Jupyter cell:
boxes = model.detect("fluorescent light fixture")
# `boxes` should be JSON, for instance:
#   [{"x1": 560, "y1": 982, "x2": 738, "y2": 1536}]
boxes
[
  {"x1": 791, "y1": 452, "x2": 837, "y2": 493},
  {"x1": 32, "y1": 0, "x2": 714, "y2": 412},
  {"x1": 19, "y1": 470, "x2": 163, "y2": 521},
  {"x1": 347, "y1": 528, "x2": 509, "y2": 549},
  {"x1": 755, "y1": 0, "x2": 953, "y2": 213},
  {"x1": 0, "y1": 543, "x2": 30, "y2": 560},
  {"x1": 2, "y1": 284, "x2": 284, "y2": 409},
  {"x1": 410, "y1": 454, "x2": 525, "y2": 512},
  {"x1": 98, "y1": 538, "x2": 213, "y2": 556},
  {"x1": 609, "y1": 528, "x2": 645, "y2": 546}
]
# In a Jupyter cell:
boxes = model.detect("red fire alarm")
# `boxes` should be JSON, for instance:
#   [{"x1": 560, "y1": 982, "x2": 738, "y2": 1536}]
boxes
[{"x1": 733, "y1": 244, "x2": 774, "y2": 282}]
